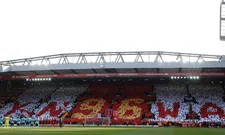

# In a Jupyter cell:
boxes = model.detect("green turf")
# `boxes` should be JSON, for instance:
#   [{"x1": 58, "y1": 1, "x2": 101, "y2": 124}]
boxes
[{"x1": 0, "y1": 127, "x2": 224, "y2": 135}]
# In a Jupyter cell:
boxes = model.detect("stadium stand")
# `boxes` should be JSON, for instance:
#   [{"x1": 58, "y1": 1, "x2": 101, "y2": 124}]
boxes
[
  {"x1": 70, "y1": 83, "x2": 154, "y2": 125},
  {"x1": 0, "y1": 86, "x2": 56, "y2": 119},
  {"x1": 35, "y1": 85, "x2": 87, "y2": 121},
  {"x1": 151, "y1": 85, "x2": 189, "y2": 122},
  {"x1": 1, "y1": 83, "x2": 225, "y2": 126},
  {"x1": 0, "y1": 85, "x2": 87, "y2": 122},
  {"x1": 189, "y1": 85, "x2": 225, "y2": 122},
  {"x1": 0, "y1": 87, "x2": 25, "y2": 107}
]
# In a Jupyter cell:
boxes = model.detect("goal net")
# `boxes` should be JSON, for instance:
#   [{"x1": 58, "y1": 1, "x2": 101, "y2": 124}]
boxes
[{"x1": 84, "y1": 117, "x2": 111, "y2": 126}]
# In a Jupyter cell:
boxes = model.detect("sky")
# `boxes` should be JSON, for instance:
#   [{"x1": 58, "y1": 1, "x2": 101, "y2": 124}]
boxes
[{"x1": 0, "y1": 0, "x2": 225, "y2": 61}]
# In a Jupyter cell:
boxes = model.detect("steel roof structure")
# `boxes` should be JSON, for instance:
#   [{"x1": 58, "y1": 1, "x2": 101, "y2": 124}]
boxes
[{"x1": 0, "y1": 51, "x2": 225, "y2": 78}]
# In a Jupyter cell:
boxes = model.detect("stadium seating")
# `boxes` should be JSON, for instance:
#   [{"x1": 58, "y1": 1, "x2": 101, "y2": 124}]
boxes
[
  {"x1": 71, "y1": 98, "x2": 109, "y2": 123},
  {"x1": 151, "y1": 85, "x2": 189, "y2": 122},
  {"x1": 0, "y1": 87, "x2": 24, "y2": 108},
  {"x1": 151, "y1": 84, "x2": 225, "y2": 123},
  {"x1": 1, "y1": 83, "x2": 225, "y2": 125},
  {"x1": 0, "y1": 85, "x2": 87, "y2": 122},
  {"x1": 70, "y1": 83, "x2": 154, "y2": 125},
  {"x1": 34, "y1": 85, "x2": 87, "y2": 120},
  {"x1": 189, "y1": 85, "x2": 225, "y2": 122},
  {"x1": 0, "y1": 86, "x2": 56, "y2": 118},
  {"x1": 111, "y1": 98, "x2": 148, "y2": 125}
]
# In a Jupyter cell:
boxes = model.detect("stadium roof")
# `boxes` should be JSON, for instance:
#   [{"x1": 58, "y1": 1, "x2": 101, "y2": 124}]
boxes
[{"x1": 0, "y1": 51, "x2": 225, "y2": 79}]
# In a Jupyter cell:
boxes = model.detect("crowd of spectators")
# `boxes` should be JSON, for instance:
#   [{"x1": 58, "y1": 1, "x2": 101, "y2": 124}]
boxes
[
  {"x1": 151, "y1": 85, "x2": 189, "y2": 122},
  {"x1": 151, "y1": 84, "x2": 225, "y2": 124},
  {"x1": 0, "y1": 86, "x2": 56, "y2": 119},
  {"x1": 0, "y1": 85, "x2": 88, "y2": 120},
  {"x1": 33, "y1": 85, "x2": 87, "y2": 120},
  {"x1": 189, "y1": 84, "x2": 225, "y2": 122},
  {"x1": 0, "y1": 83, "x2": 225, "y2": 126}
]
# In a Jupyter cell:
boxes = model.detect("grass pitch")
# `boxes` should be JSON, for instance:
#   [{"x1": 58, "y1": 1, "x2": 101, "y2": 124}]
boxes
[{"x1": 0, "y1": 127, "x2": 225, "y2": 135}]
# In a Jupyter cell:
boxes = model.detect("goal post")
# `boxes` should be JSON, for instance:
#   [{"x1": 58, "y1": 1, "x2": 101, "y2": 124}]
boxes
[{"x1": 84, "y1": 117, "x2": 111, "y2": 126}]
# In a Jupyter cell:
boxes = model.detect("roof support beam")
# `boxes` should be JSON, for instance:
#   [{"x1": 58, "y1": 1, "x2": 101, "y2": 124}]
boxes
[
  {"x1": 92, "y1": 69, "x2": 97, "y2": 73},
  {"x1": 51, "y1": 70, "x2": 58, "y2": 74},
  {"x1": 134, "y1": 68, "x2": 139, "y2": 73},
  {"x1": 71, "y1": 69, "x2": 77, "y2": 74},
  {"x1": 0, "y1": 51, "x2": 223, "y2": 70},
  {"x1": 31, "y1": 71, "x2": 38, "y2": 75}
]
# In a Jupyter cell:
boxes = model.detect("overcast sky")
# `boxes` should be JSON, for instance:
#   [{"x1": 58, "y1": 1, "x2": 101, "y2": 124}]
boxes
[{"x1": 0, "y1": 0, "x2": 225, "y2": 61}]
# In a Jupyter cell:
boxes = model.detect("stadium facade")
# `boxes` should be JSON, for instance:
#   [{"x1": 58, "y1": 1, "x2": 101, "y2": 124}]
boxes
[{"x1": 0, "y1": 51, "x2": 225, "y2": 127}]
